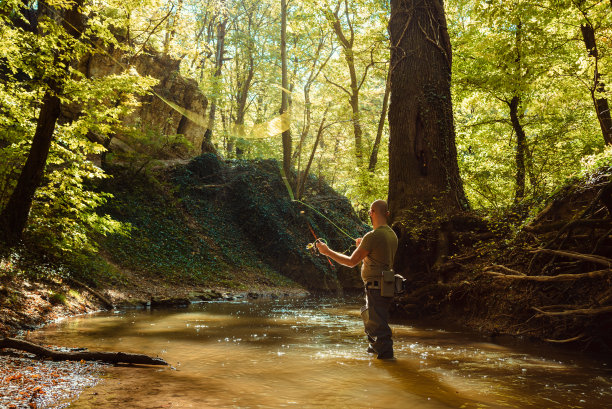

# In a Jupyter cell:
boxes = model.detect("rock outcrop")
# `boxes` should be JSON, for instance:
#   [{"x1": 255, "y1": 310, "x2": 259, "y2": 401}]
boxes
[{"x1": 79, "y1": 47, "x2": 209, "y2": 158}]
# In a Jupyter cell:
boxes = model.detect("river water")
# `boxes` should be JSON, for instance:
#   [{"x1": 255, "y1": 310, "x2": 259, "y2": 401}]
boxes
[{"x1": 32, "y1": 297, "x2": 612, "y2": 408}]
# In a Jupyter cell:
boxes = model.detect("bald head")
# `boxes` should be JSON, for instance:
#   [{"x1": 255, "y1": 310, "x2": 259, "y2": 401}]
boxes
[{"x1": 369, "y1": 199, "x2": 389, "y2": 227}]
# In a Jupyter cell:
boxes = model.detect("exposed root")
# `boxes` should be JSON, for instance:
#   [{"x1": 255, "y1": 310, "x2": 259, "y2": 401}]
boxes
[
  {"x1": 484, "y1": 269, "x2": 612, "y2": 281},
  {"x1": 532, "y1": 305, "x2": 612, "y2": 317},
  {"x1": 543, "y1": 334, "x2": 586, "y2": 343},
  {"x1": 530, "y1": 248, "x2": 612, "y2": 267}
]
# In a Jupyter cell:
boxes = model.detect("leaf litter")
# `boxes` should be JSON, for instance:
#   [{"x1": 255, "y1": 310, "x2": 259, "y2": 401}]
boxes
[{"x1": 0, "y1": 351, "x2": 107, "y2": 409}]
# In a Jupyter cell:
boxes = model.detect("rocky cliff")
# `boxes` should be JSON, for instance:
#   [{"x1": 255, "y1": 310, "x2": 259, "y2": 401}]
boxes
[{"x1": 78, "y1": 47, "x2": 208, "y2": 158}]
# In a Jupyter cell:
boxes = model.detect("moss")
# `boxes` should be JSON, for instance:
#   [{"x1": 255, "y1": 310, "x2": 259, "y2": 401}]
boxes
[
  {"x1": 49, "y1": 291, "x2": 67, "y2": 305},
  {"x1": 96, "y1": 155, "x2": 368, "y2": 291}
]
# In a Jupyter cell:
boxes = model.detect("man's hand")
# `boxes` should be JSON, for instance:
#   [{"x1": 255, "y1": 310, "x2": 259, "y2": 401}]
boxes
[
  {"x1": 316, "y1": 240, "x2": 329, "y2": 256},
  {"x1": 355, "y1": 237, "x2": 363, "y2": 247}
]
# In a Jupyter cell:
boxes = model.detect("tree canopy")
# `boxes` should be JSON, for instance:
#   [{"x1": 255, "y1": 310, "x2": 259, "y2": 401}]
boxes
[{"x1": 1, "y1": 0, "x2": 611, "y2": 252}]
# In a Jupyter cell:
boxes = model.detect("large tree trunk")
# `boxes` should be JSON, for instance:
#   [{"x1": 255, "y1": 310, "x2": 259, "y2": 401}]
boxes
[
  {"x1": 0, "y1": 0, "x2": 84, "y2": 246},
  {"x1": 509, "y1": 96, "x2": 527, "y2": 203},
  {"x1": 388, "y1": 0, "x2": 468, "y2": 219}
]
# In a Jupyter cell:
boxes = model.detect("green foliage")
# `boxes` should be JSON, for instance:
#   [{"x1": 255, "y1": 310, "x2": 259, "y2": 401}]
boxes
[
  {"x1": 448, "y1": 0, "x2": 611, "y2": 212},
  {"x1": 0, "y1": 2, "x2": 157, "y2": 255}
]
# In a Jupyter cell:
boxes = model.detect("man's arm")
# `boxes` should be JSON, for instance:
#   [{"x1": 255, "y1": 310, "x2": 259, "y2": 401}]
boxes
[{"x1": 316, "y1": 241, "x2": 369, "y2": 268}]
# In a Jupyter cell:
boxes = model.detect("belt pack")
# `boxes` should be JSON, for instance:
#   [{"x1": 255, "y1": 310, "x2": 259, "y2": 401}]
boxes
[{"x1": 380, "y1": 270, "x2": 406, "y2": 297}]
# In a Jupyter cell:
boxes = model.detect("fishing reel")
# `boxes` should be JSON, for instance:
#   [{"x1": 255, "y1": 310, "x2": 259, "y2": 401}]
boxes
[{"x1": 306, "y1": 238, "x2": 327, "y2": 256}]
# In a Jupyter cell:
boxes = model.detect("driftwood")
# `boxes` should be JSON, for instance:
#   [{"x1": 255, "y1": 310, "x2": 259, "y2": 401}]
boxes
[
  {"x1": 0, "y1": 337, "x2": 167, "y2": 365},
  {"x1": 484, "y1": 269, "x2": 612, "y2": 282},
  {"x1": 530, "y1": 248, "x2": 612, "y2": 267}
]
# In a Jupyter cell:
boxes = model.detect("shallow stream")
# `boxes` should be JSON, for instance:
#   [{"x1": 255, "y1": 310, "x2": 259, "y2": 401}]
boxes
[{"x1": 33, "y1": 297, "x2": 612, "y2": 408}]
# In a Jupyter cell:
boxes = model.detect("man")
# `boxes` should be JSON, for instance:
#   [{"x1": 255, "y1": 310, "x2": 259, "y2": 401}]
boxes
[{"x1": 316, "y1": 199, "x2": 398, "y2": 359}]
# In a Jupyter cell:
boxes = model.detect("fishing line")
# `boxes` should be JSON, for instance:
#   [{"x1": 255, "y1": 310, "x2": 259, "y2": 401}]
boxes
[{"x1": 280, "y1": 164, "x2": 358, "y2": 245}]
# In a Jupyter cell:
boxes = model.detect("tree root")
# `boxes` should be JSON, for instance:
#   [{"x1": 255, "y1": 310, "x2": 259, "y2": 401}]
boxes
[
  {"x1": 532, "y1": 305, "x2": 612, "y2": 317},
  {"x1": 543, "y1": 334, "x2": 586, "y2": 343},
  {"x1": 530, "y1": 248, "x2": 612, "y2": 267},
  {"x1": 525, "y1": 218, "x2": 612, "y2": 234},
  {"x1": 484, "y1": 269, "x2": 612, "y2": 282},
  {"x1": 0, "y1": 337, "x2": 167, "y2": 365},
  {"x1": 486, "y1": 264, "x2": 525, "y2": 275}
]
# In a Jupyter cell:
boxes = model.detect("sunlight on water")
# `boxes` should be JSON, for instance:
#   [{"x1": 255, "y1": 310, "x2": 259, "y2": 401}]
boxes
[{"x1": 33, "y1": 297, "x2": 612, "y2": 409}]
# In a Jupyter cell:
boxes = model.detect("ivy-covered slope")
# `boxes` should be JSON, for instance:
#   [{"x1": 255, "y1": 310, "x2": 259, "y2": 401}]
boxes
[{"x1": 100, "y1": 154, "x2": 369, "y2": 292}]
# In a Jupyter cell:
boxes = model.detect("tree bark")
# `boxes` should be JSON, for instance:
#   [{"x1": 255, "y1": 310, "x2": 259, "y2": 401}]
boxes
[
  {"x1": 509, "y1": 96, "x2": 527, "y2": 203},
  {"x1": 368, "y1": 68, "x2": 391, "y2": 172},
  {"x1": 202, "y1": 16, "x2": 226, "y2": 154},
  {"x1": 388, "y1": 0, "x2": 468, "y2": 219},
  {"x1": 579, "y1": 22, "x2": 612, "y2": 145},
  {"x1": 0, "y1": 0, "x2": 84, "y2": 246},
  {"x1": 281, "y1": 0, "x2": 292, "y2": 178}
]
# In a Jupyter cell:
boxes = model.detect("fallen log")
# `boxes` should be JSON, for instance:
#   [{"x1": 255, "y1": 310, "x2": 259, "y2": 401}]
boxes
[
  {"x1": 0, "y1": 337, "x2": 167, "y2": 365},
  {"x1": 484, "y1": 269, "x2": 612, "y2": 282},
  {"x1": 531, "y1": 248, "x2": 612, "y2": 267}
]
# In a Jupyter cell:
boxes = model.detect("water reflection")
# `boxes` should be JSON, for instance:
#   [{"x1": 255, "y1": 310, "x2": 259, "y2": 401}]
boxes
[{"x1": 33, "y1": 297, "x2": 612, "y2": 408}]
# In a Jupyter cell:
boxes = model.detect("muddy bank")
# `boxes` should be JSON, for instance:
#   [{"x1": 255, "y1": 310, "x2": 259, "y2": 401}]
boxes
[
  {"x1": 391, "y1": 168, "x2": 612, "y2": 358},
  {"x1": 0, "y1": 268, "x2": 308, "y2": 409}
]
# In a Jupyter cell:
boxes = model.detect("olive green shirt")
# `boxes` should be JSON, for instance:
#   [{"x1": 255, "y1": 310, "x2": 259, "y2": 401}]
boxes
[{"x1": 358, "y1": 225, "x2": 398, "y2": 282}]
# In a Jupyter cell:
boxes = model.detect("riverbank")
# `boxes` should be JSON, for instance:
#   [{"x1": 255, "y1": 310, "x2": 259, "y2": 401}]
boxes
[{"x1": 0, "y1": 260, "x2": 308, "y2": 409}]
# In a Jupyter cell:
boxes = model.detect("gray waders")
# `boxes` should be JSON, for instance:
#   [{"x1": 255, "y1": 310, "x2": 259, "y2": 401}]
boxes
[{"x1": 360, "y1": 286, "x2": 393, "y2": 359}]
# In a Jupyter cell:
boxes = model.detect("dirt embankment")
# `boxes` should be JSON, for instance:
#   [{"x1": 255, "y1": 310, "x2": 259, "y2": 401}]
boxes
[
  {"x1": 1, "y1": 154, "x2": 369, "y2": 336},
  {"x1": 392, "y1": 168, "x2": 612, "y2": 357}
]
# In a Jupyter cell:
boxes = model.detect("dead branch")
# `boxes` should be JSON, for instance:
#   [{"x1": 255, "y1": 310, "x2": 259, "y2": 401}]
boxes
[
  {"x1": 532, "y1": 305, "x2": 612, "y2": 317},
  {"x1": 483, "y1": 269, "x2": 612, "y2": 281},
  {"x1": 65, "y1": 278, "x2": 114, "y2": 310},
  {"x1": 0, "y1": 338, "x2": 167, "y2": 365},
  {"x1": 531, "y1": 248, "x2": 612, "y2": 267}
]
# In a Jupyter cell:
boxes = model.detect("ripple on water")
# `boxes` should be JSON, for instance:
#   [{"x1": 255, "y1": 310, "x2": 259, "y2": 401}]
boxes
[{"x1": 30, "y1": 298, "x2": 612, "y2": 409}]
